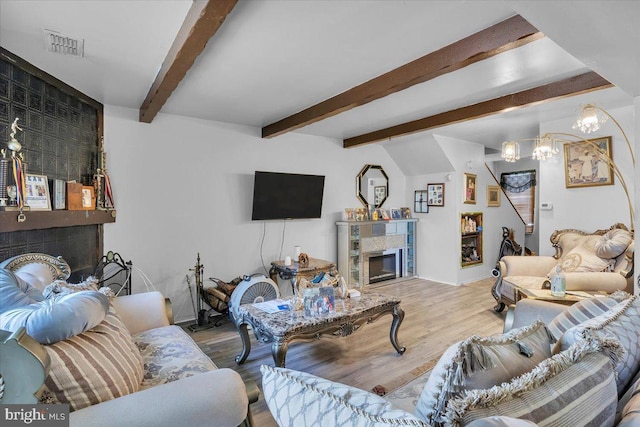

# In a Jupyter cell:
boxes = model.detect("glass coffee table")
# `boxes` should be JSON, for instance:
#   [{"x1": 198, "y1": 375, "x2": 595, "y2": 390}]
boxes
[{"x1": 234, "y1": 292, "x2": 405, "y2": 367}]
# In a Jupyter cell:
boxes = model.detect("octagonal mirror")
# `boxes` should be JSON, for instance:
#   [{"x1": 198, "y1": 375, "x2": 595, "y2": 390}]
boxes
[{"x1": 356, "y1": 164, "x2": 389, "y2": 208}]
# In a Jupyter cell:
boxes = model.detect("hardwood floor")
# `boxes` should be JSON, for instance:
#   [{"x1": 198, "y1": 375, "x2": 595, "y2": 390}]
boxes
[{"x1": 186, "y1": 277, "x2": 505, "y2": 426}]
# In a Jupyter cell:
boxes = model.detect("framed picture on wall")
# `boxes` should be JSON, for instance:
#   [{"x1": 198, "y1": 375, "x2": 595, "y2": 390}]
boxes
[
  {"x1": 564, "y1": 136, "x2": 614, "y2": 188},
  {"x1": 427, "y1": 183, "x2": 445, "y2": 206},
  {"x1": 414, "y1": 190, "x2": 428, "y2": 213},
  {"x1": 487, "y1": 185, "x2": 501, "y2": 207},
  {"x1": 25, "y1": 174, "x2": 51, "y2": 211},
  {"x1": 463, "y1": 173, "x2": 476, "y2": 204}
]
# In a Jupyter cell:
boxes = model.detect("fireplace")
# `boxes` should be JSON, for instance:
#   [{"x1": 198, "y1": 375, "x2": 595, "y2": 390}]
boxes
[{"x1": 368, "y1": 249, "x2": 402, "y2": 284}]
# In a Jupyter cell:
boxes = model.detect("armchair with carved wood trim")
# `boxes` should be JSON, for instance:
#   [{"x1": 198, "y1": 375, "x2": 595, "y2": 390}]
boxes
[{"x1": 492, "y1": 223, "x2": 634, "y2": 312}]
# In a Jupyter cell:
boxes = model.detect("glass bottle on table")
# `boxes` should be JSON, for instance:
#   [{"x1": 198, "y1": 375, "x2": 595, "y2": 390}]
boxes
[{"x1": 550, "y1": 265, "x2": 566, "y2": 297}]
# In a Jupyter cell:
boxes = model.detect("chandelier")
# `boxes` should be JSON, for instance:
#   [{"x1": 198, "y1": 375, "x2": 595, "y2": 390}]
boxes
[
  {"x1": 498, "y1": 103, "x2": 634, "y2": 230},
  {"x1": 572, "y1": 104, "x2": 607, "y2": 133},
  {"x1": 531, "y1": 134, "x2": 559, "y2": 161},
  {"x1": 501, "y1": 140, "x2": 520, "y2": 163}
]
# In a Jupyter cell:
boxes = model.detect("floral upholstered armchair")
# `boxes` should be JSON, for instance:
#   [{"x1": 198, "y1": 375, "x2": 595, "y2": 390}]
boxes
[
  {"x1": 491, "y1": 223, "x2": 634, "y2": 312},
  {"x1": 0, "y1": 253, "x2": 258, "y2": 427}
]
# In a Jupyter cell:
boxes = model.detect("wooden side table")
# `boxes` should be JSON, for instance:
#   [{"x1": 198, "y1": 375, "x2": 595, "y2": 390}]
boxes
[{"x1": 269, "y1": 257, "x2": 337, "y2": 298}]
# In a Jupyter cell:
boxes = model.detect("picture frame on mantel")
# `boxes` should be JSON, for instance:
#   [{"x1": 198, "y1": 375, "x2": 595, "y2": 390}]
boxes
[
  {"x1": 564, "y1": 136, "x2": 614, "y2": 188},
  {"x1": 427, "y1": 183, "x2": 445, "y2": 206},
  {"x1": 463, "y1": 173, "x2": 476, "y2": 204}
]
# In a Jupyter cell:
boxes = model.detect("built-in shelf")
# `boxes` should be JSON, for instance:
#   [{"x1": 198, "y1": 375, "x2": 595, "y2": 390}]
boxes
[
  {"x1": 0, "y1": 210, "x2": 116, "y2": 233},
  {"x1": 461, "y1": 212, "x2": 483, "y2": 267}
]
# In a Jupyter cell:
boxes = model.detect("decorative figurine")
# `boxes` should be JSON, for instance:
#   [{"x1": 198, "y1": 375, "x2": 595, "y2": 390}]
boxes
[
  {"x1": 8, "y1": 118, "x2": 22, "y2": 154},
  {"x1": 298, "y1": 252, "x2": 309, "y2": 268}
]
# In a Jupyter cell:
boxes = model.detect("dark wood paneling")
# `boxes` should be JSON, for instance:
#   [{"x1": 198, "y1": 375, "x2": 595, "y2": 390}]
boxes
[
  {"x1": 0, "y1": 48, "x2": 104, "y2": 276},
  {"x1": 0, "y1": 210, "x2": 115, "y2": 233}
]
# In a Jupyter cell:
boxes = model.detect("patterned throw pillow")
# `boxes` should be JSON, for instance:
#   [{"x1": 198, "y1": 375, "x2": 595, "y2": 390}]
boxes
[
  {"x1": 134, "y1": 325, "x2": 217, "y2": 390},
  {"x1": 39, "y1": 307, "x2": 144, "y2": 411},
  {"x1": 547, "y1": 293, "x2": 631, "y2": 341},
  {"x1": 554, "y1": 295, "x2": 640, "y2": 394},
  {"x1": 547, "y1": 243, "x2": 615, "y2": 277},
  {"x1": 415, "y1": 321, "x2": 552, "y2": 426},
  {"x1": 443, "y1": 338, "x2": 619, "y2": 427},
  {"x1": 261, "y1": 365, "x2": 428, "y2": 427}
]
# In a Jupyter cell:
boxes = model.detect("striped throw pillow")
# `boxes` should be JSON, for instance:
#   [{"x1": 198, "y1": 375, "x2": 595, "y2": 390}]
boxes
[
  {"x1": 547, "y1": 294, "x2": 628, "y2": 341},
  {"x1": 555, "y1": 295, "x2": 640, "y2": 394},
  {"x1": 39, "y1": 307, "x2": 144, "y2": 411},
  {"x1": 415, "y1": 321, "x2": 552, "y2": 426},
  {"x1": 443, "y1": 339, "x2": 619, "y2": 427}
]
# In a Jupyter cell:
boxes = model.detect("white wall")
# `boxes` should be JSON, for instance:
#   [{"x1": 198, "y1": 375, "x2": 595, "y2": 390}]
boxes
[
  {"x1": 538, "y1": 106, "x2": 635, "y2": 256},
  {"x1": 103, "y1": 106, "x2": 406, "y2": 322},
  {"x1": 406, "y1": 135, "x2": 524, "y2": 285}
]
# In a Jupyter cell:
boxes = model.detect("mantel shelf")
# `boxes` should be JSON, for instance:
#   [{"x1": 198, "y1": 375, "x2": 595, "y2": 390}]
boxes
[{"x1": 0, "y1": 210, "x2": 116, "y2": 233}]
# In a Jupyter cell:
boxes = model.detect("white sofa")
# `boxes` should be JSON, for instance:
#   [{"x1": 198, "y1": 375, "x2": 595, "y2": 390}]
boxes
[{"x1": 0, "y1": 253, "x2": 258, "y2": 427}]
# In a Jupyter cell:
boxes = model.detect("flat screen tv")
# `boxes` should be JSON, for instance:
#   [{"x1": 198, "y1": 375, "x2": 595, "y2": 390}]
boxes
[{"x1": 251, "y1": 171, "x2": 325, "y2": 220}]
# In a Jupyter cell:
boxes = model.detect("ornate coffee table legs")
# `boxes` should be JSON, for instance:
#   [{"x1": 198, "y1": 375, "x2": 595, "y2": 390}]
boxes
[
  {"x1": 271, "y1": 339, "x2": 289, "y2": 367},
  {"x1": 235, "y1": 302, "x2": 406, "y2": 367},
  {"x1": 390, "y1": 304, "x2": 406, "y2": 354},
  {"x1": 234, "y1": 322, "x2": 251, "y2": 365}
]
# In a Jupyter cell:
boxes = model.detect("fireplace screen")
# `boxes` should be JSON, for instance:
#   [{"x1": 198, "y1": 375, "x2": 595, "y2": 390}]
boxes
[{"x1": 369, "y1": 252, "x2": 401, "y2": 284}]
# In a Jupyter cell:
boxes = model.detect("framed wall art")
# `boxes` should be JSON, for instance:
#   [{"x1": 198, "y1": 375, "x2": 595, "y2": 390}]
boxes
[
  {"x1": 564, "y1": 136, "x2": 613, "y2": 188},
  {"x1": 487, "y1": 185, "x2": 501, "y2": 207},
  {"x1": 414, "y1": 190, "x2": 428, "y2": 213},
  {"x1": 463, "y1": 173, "x2": 476, "y2": 204},
  {"x1": 25, "y1": 174, "x2": 51, "y2": 211},
  {"x1": 427, "y1": 183, "x2": 445, "y2": 206}
]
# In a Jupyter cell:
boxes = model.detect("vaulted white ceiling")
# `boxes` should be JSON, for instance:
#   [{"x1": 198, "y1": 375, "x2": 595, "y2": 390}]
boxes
[{"x1": 0, "y1": 0, "x2": 637, "y2": 152}]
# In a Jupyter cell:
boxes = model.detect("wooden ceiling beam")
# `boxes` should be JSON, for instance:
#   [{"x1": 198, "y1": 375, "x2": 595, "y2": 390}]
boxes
[
  {"x1": 343, "y1": 71, "x2": 612, "y2": 148},
  {"x1": 262, "y1": 14, "x2": 542, "y2": 138},
  {"x1": 139, "y1": 0, "x2": 238, "y2": 123}
]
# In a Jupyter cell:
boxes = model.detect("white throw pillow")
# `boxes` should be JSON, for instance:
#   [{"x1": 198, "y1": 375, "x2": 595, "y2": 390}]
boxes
[
  {"x1": 261, "y1": 365, "x2": 427, "y2": 426},
  {"x1": 0, "y1": 290, "x2": 109, "y2": 344},
  {"x1": 595, "y1": 228, "x2": 632, "y2": 259}
]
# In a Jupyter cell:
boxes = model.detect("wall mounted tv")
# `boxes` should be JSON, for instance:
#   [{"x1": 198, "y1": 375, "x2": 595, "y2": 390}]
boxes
[{"x1": 251, "y1": 171, "x2": 325, "y2": 220}]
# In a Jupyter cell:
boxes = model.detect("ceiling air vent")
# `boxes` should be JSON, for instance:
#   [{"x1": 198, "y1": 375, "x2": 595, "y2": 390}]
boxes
[{"x1": 43, "y1": 29, "x2": 84, "y2": 57}]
